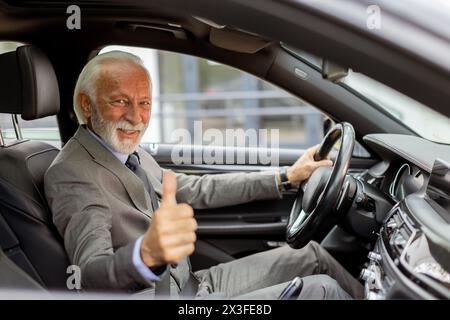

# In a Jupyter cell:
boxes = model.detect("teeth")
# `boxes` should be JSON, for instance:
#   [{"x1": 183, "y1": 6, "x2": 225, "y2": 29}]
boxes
[{"x1": 120, "y1": 129, "x2": 138, "y2": 134}]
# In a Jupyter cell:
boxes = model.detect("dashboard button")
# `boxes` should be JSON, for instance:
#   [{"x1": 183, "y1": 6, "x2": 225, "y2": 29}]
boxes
[
  {"x1": 360, "y1": 268, "x2": 376, "y2": 282},
  {"x1": 368, "y1": 251, "x2": 382, "y2": 262},
  {"x1": 386, "y1": 219, "x2": 396, "y2": 229}
]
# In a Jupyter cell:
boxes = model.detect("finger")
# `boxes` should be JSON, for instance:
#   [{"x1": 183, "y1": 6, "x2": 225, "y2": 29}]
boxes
[
  {"x1": 161, "y1": 171, "x2": 177, "y2": 208},
  {"x1": 163, "y1": 243, "x2": 195, "y2": 263},
  {"x1": 307, "y1": 144, "x2": 321, "y2": 157},
  {"x1": 158, "y1": 217, "x2": 197, "y2": 235},
  {"x1": 314, "y1": 159, "x2": 333, "y2": 168},
  {"x1": 160, "y1": 232, "x2": 197, "y2": 248}
]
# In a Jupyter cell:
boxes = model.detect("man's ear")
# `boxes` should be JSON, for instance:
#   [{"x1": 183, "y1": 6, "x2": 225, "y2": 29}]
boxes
[{"x1": 79, "y1": 93, "x2": 92, "y2": 120}]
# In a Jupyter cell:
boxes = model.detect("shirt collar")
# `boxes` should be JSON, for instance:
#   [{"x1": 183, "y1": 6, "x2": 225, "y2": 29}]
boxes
[{"x1": 86, "y1": 127, "x2": 130, "y2": 164}]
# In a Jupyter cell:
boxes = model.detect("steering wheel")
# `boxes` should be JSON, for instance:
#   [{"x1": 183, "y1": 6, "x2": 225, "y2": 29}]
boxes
[{"x1": 286, "y1": 122, "x2": 355, "y2": 248}]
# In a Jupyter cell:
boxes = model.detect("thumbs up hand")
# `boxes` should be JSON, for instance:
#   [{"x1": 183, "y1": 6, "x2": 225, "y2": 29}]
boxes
[{"x1": 140, "y1": 171, "x2": 197, "y2": 268}]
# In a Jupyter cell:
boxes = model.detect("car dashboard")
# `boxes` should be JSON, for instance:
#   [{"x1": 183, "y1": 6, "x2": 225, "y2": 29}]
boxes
[
  {"x1": 355, "y1": 134, "x2": 450, "y2": 299},
  {"x1": 387, "y1": 163, "x2": 424, "y2": 201}
]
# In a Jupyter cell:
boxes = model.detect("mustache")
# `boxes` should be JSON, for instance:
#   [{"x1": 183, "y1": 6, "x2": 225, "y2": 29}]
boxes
[{"x1": 112, "y1": 120, "x2": 146, "y2": 131}]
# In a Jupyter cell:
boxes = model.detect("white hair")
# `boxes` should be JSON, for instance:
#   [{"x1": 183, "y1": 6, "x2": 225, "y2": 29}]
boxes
[{"x1": 73, "y1": 50, "x2": 151, "y2": 124}]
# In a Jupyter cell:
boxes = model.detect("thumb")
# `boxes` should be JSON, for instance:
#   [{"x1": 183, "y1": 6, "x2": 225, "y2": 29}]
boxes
[{"x1": 161, "y1": 171, "x2": 177, "y2": 208}]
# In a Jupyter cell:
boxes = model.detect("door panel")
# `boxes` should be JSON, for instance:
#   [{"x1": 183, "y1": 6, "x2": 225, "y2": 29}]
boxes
[
  {"x1": 194, "y1": 192, "x2": 296, "y2": 237},
  {"x1": 143, "y1": 142, "x2": 301, "y2": 239}
]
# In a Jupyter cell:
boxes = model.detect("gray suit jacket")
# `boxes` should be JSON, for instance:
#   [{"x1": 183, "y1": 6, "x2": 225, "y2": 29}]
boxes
[{"x1": 44, "y1": 126, "x2": 281, "y2": 293}]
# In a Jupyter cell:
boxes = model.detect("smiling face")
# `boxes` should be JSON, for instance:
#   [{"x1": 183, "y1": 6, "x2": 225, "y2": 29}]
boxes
[{"x1": 80, "y1": 60, "x2": 152, "y2": 154}]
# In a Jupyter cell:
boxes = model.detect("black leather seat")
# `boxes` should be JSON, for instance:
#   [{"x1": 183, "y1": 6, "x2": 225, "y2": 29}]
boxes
[{"x1": 0, "y1": 45, "x2": 70, "y2": 289}]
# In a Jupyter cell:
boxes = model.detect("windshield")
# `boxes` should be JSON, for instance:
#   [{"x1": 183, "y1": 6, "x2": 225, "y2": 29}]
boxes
[
  {"x1": 284, "y1": 46, "x2": 450, "y2": 144},
  {"x1": 341, "y1": 71, "x2": 450, "y2": 144}
]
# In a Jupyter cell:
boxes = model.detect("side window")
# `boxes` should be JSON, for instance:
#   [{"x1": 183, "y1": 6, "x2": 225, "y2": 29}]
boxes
[
  {"x1": 100, "y1": 45, "x2": 325, "y2": 150},
  {"x1": 0, "y1": 115, "x2": 60, "y2": 148},
  {"x1": 0, "y1": 42, "x2": 61, "y2": 148}
]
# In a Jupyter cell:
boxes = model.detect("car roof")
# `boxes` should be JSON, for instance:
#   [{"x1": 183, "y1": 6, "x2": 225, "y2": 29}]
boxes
[{"x1": 0, "y1": 0, "x2": 446, "y2": 141}]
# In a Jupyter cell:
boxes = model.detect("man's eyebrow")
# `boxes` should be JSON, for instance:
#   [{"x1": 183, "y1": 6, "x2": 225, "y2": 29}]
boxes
[
  {"x1": 107, "y1": 92, "x2": 150, "y2": 100},
  {"x1": 108, "y1": 92, "x2": 129, "y2": 98}
]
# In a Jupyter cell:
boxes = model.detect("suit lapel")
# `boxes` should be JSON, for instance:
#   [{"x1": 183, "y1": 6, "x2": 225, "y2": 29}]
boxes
[
  {"x1": 138, "y1": 146, "x2": 163, "y2": 196},
  {"x1": 73, "y1": 126, "x2": 153, "y2": 219}
]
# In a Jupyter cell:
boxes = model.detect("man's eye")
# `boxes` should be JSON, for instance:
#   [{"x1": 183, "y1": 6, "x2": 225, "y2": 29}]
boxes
[
  {"x1": 112, "y1": 99, "x2": 127, "y2": 106},
  {"x1": 140, "y1": 101, "x2": 151, "y2": 108}
]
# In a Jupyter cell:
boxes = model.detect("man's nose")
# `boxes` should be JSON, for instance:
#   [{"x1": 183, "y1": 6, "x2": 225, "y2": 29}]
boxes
[{"x1": 124, "y1": 103, "x2": 143, "y2": 125}]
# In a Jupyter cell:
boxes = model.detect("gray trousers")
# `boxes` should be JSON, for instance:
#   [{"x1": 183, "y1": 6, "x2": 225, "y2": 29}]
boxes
[{"x1": 194, "y1": 241, "x2": 364, "y2": 300}]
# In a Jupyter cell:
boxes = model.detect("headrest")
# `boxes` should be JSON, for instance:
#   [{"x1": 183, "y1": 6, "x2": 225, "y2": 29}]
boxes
[{"x1": 0, "y1": 45, "x2": 60, "y2": 120}]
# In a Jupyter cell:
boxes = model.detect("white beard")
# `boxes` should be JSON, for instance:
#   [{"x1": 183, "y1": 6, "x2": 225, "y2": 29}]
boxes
[{"x1": 90, "y1": 105, "x2": 148, "y2": 154}]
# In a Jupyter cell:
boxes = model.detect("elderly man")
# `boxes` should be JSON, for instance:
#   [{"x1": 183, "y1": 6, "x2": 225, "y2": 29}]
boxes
[{"x1": 44, "y1": 51, "x2": 363, "y2": 299}]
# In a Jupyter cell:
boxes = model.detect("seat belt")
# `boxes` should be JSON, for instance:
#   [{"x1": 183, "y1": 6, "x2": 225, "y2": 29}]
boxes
[
  {"x1": 155, "y1": 265, "x2": 199, "y2": 298},
  {"x1": 180, "y1": 259, "x2": 200, "y2": 298},
  {"x1": 155, "y1": 268, "x2": 171, "y2": 297}
]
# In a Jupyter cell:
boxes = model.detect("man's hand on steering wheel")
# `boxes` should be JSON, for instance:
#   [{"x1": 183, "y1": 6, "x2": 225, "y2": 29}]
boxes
[
  {"x1": 285, "y1": 122, "x2": 355, "y2": 249},
  {"x1": 277, "y1": 145, "x2": 333, "y2": 189}
]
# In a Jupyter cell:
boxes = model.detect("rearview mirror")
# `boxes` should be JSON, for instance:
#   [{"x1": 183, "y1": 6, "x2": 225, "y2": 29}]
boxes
[{"x1": 322, "y1": 60, "x2": 348, "y2": 83}]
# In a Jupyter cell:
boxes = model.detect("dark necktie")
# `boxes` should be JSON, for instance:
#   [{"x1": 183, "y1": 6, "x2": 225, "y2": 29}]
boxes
[
  {"x1": 125, "y1": 151, "x2": 170, "y2": 296},
  {"x1": 125, "y1": 152, "x2": 160, "y2": 212}
]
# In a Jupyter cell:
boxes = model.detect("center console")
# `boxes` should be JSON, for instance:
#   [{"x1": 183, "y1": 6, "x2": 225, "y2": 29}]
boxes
[{"x1": 361, "y1": 160, "x2": 450, "y2": 299}]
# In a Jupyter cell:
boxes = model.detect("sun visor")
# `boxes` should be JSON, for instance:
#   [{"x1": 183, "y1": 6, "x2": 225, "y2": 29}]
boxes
[{"x1": 209, "y1": 27, "x2": 272, "y2": 54}]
